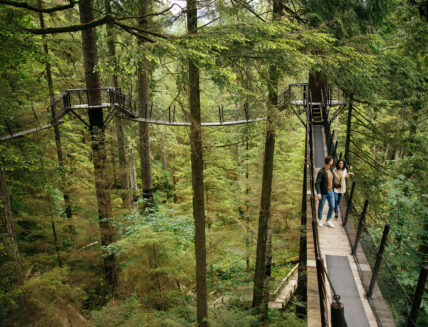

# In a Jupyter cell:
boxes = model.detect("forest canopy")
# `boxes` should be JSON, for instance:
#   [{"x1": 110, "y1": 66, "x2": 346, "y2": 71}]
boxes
[{"x1": 0, "y1": 0, "x2": 426, "y2": 326}]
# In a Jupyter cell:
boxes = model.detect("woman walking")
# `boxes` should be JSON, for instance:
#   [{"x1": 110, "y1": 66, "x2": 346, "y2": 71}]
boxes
[{"x1": 333, "y1": 159, "x2": 354, "y2": 219}]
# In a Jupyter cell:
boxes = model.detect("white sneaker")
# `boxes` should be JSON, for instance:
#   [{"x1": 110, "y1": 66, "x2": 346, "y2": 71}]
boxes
[
  {"x1": 327, "y1": 221, "x2": 335, "y2": 228},
  {"x1": 318, "y1": 220, "x2": 323, "y2": 227}
]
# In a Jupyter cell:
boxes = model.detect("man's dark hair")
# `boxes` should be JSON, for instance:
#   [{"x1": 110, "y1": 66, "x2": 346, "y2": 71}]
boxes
[
  {"x1": 335, "y1": 159, "x2": 347, "y2": 170},
  {"x1": 325, "y1": 155, "x2": 334, "y2": 165}
]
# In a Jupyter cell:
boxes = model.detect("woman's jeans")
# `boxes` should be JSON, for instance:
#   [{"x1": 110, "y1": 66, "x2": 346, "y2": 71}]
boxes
[
  {"x1": 334, "y1": 192, "x2": 342, "y2": 212},
  {"x1": 318, "y1": 191, "x2": 335, "y2": 220}
]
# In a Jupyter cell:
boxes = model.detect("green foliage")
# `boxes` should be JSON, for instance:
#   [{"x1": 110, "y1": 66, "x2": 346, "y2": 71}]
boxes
[{"x1": 0, "y1": 0, "x2": 426, "y2": 325}]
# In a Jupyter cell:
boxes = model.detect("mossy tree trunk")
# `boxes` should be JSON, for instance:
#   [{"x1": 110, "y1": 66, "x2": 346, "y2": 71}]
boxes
[
  {"x1": 252, "y1": 1, "x2": 282, "y2": 321},
  {"x1": 137, "y1": 0, "x2": 154, "y2": 208},
  {"x1": 187, "y1": 0, "x2": 208, "y2": 324},
  {"x1": 105, "y1": 0, "x2": 131, "y2": 207},
  {"x1": 0, "y1": 164, "x2": 27, "y2": 319},
  {"x1": 79, "y1": 0, "x2": 117, "y2": 290},
  {"x1": 38, "y1": 0, "x2": 73, "y2": 222}
]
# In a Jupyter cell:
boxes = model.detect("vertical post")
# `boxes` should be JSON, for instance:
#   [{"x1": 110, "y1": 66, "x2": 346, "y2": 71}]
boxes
[
  {"x1": 86, "y1": 89, "x2": 89, "y2": 107},
  {"x1": 367, "y1": 224, "x2": 390, "y2": 298},
  {"x1": 343, "y1": 181, "x2": 356, "y2": 226},
  {"x1": 303, "y1": 85, "x2": 306, "y2": 106},
  {"x1": 316, "y1": 256, "x2": 327, "y2": 327},
  {"x1": 352, "y1": 199, "x2": 368, "y2": 255},
  {"x1": 218, "y1": 106, "x2": 221, "y2": 124},
  {"x1": 331, "y1": 296, "x2": 345, "y2": 327},
  {"x1": 296, "y1": 126, "x2": 307, "y2": 308},
  {"x1": 173, "y1": 105, "x2": 176, "y2": 122},
  {"x1": 408, "y1": 264, "x2": 428, "y2": 327}
]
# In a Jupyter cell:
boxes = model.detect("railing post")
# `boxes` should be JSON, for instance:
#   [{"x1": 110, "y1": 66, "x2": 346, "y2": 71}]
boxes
[
  {"x1": 331, "y1": 296, "x2": 345, "y2": 327},
  {"x1": 62, "y1": 91, "x2": 71, "y2": 110},
  {"x1": 316, "y1": 256, "x2": 327, "y2": 327},
  {"x1": 367, "y1": 224, "x2": 390, "y2": 298},
  {"x1": 408, "y1": 264, "x2": 428, "y2": 327},
  {"x1": 352, "y1": 199, "x2": 368, "y2": 255},
  {"x1": 86, "y1": 89, "x2": 89, "y2": 106},
  {"x1": 303, "y1": 85, "x2": 307, "y2": 107},
  {"x1": 342, "y1": 181, "x2": 356, "y2": 226}
]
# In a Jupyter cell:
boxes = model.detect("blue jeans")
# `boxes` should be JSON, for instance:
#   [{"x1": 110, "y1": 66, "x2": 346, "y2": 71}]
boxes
[
  {"x1": 334, "y1": 192, "x2": 342, "y2": 212},
  {"x1": 318, "y1": 191, "x2": 335, "y2": 220}
]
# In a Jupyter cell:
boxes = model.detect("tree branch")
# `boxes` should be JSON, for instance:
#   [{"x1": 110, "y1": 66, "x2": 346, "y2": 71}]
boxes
[
  {"x1": 281, "y1": 4, "x2": 306, "y2": 24},
  {"x1": 115, "y1": 4, "x2": 176, "y2": 21},
  {"x1": 114, "y1": 21, "x2": 154, "y2": 43},
  {"x1": 113, "y1": 20, "x2": 168, "y2": 39},
  {"x1": 0, "y1": 0, "x2": 76, "y2": 13},
  {"x1": 231, "y1": 0, "x2": 266, "y2": 22},
  {"x1": 24, "y1": 15, "x2": 113, "y2": 34}
]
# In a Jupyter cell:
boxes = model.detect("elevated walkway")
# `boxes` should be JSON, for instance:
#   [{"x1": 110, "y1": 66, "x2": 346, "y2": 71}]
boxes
[{"x1": 307, "y1": 125, "x2": 388, "y2": 327}]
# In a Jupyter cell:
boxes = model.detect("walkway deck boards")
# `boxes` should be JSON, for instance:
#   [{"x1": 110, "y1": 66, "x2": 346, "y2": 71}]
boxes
[
  {"x1": 326, "y1": 255, "x2": 370, "y2": 327},
  {"x1": 308, "y1": 125, "x2": 378, "y2": 327}
]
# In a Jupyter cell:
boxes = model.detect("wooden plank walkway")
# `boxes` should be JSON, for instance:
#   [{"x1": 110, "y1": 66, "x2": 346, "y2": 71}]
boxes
[
  {"x1": 0, "y1": 121, "x2": 63, "y2": 142},
  {"x1": 307, "y1": 125, "x2": 378, "y2": 327},
  {"x1": 269, "y1": 264, "x2": 299, "y2": 309},
  {"x1": 126, "y1": 116, "x2": 266, "y2": 127}
]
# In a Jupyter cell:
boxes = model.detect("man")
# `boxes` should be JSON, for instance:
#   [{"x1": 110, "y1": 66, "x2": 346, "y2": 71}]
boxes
[{"x1": 315, "y1": 155, "x2": 336, "y2": 228}]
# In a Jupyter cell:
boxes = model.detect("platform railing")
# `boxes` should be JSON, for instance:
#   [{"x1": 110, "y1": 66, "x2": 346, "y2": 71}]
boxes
[
  {"x1": 324, "y1": 111, "x2": 428, "y2": 327},
  {"x1": 306, "y1": 113, "x2": 348, "y2": 327}
]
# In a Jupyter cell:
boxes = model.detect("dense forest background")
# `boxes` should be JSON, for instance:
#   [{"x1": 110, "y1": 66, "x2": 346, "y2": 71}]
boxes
[{"x1": 0, "y1": 0, "x2": 426, "y2": 326}]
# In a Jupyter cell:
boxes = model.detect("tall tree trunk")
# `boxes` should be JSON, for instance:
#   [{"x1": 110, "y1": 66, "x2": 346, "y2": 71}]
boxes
[
  {"x1": 308, "y1": 71, "x2": 327, "y2": 104},
  {"x1": 344, "y1": 94, "x2": 353, "y2": 165},
  {"x1": 161, "y1": 134, "x2": 168, "y2": 170},
  {"x1": 0, "y1": 164, "x2": 27, "y2": 318},
  {"x1": 137, "y1": 0, "x2": 154, "y2": 208},
  {"x1": 108, "y1": 129, "x2": 118, "y2": 188},
  {"x1": 79, "y1": 0, "x2": 117, "y2": 290},
  {"x1": 128, "y1": 145, "x2": 138, "y2": 199},
  {"x1": 187, "y1": 0, "x2": 208, "y2": 325},
  {"x1": 252, "y1": 1, "x2": 281, "y2": 317},
  {"x1": 128, "y1": 145, "x2": 138, "y2": 197},
  {"x1": 38, "y1": 0, "x2": 73, "y2": 221},
  {"x1": 261, "y1": 226, "x2": 273, "y2": 321},
  {"x1": 245, "y1": 138, "x2": 250, "y2": 272},
  {"x1": 252, "y1": 65, "x2": 277, "y2": 315},
  {"x1": 47, "y1": 192, "x2": 63, "y2": 267},
  {"x1": 105, "y1": 0, "x2": 130, "y2": 207}
]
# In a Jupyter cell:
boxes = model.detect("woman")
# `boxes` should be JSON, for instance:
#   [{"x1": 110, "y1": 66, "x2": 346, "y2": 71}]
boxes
[{"x1": 333, "y1": 159, "x2": 354, "y2": 219}]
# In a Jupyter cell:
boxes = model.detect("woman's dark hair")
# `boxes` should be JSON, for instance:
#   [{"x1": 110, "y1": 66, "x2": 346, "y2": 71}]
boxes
[{"x1": 336, "y1": 159, "x2": 347, "y2": 170}]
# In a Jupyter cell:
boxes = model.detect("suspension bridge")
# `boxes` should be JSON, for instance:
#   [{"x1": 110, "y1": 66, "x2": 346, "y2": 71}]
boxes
[{"x1": 0, "y1": 83, "x2": 426, "y2": 327}]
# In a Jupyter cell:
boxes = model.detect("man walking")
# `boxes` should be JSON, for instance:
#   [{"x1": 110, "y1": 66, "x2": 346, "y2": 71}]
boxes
[{"x1": 315, "y1": 155, "x2": 336, "y2": 228}]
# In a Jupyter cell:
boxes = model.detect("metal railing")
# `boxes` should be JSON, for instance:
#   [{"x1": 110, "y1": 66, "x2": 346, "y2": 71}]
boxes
[
  {"x1": 324, "y1": 111, "x2": 428, "y2": 327},
  {"x1": 305, "y1": 97, "x2": 348, "y2": 327}
]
